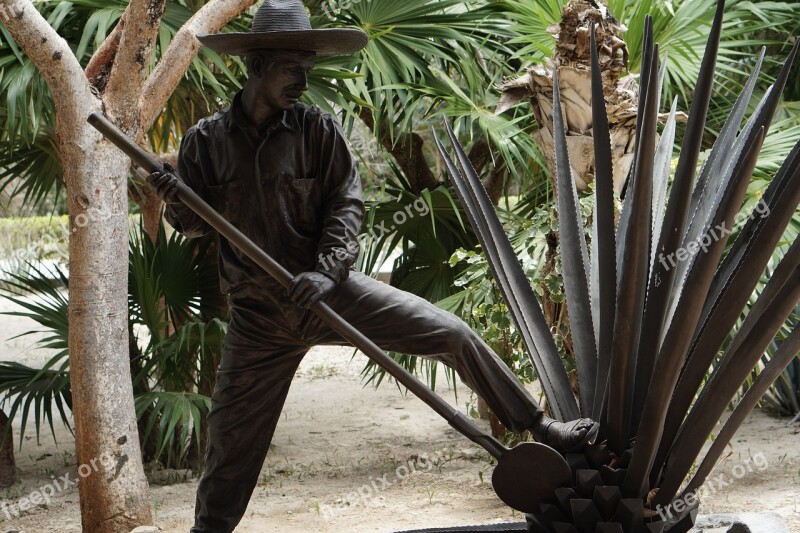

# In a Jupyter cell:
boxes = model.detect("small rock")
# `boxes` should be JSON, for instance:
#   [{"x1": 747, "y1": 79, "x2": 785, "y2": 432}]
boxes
[
  {"x1": 693, "y1": 513, "x2": 788, "y2": 533},
  {"x1": 461, "y1": 449, "x2": 479, "y2": 460},
  {"x1": 130, "y1": 527, "x2": 160, "y2": 533}
]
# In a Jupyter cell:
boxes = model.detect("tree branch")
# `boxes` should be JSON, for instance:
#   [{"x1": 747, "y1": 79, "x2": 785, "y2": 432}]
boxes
[
  {"x1": 468, "y1": 136, "x2": 492, "y2": 175},
  {"x1": 105, "y1": 0, "x2": 166, "y2": 130},
  {"x1": 0, "y1": 0, "x2": 97, "y2": 135},
  {"x1": 85, "y1": 15, "x2": 126, "y2": 92},
  {"x1": 358, "y1": 109, "x2": 440, "y2": 194},
  {"x1": 482, "y1": 163, "x2": 506, "y2": 205},
  {"x1": 138, "y1": 0, "x2": 258, "y2": 132}
]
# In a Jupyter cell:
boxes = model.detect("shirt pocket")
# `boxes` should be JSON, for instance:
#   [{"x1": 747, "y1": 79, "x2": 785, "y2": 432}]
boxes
[
  {"x1": 206, "y1": 178, "x2": 243, "y2": 221},
  {"x1": 281, "y1": 175, "x2": 322, "y2": 233}
]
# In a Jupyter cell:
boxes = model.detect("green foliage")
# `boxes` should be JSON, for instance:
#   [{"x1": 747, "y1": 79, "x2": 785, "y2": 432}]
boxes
[
  {"x1": 441, "y1": 196, "x2": 576, "y2": 380},
  {"x1": 357, "y1": 167, "x2": 474, "y2": 390},
  {"x1": 0, "y1": 222, "x2": 224, "y2": 466},
  {"x1": 0, "y1": 215, "x2": 70, "y2": 266},
  {"x1": 0, "y1": 263, "x2": 70, "y2": 445},
  {"x1": 759, "y1": 302, "x2": 800, "y2": 415},
  {"x1": 135, "y1": 391, "x2": 211, "y2": 468},
  {"x1": 321, "y1": 0, "x2": 545, "y2": 184},
  {"x1": 505, "y1": 0, "x2": 800, "y2": 103}
]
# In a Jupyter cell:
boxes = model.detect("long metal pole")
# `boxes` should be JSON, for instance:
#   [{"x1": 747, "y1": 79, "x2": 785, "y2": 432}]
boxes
[{"x1": 87, "y1": 112, "x2": 507, "y2": 459}]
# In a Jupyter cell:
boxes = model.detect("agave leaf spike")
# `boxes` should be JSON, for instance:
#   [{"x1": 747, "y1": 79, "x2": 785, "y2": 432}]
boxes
[
  {"x1": 656, "y1": 234, "x2": 800, "y2": 505},
  {"x1": 606, "y1": 41, "x2": 659, "y2": 454},
  {"x1": 686, "y1": 48, "x2": 767, "y2": 222},
  {"x1": 631, "y1": 15, "x2": 654, "y2": 175},
  {"x1": 690, "y1": 40, "x2": 800, "y2": 338},
  {"x1": 653, "y1": 134, "x2": 800, "y2": 481},
  {"x1": 434, "y1": 126, "x2": 580, "y2": 421},
  {"x1": 614, "y1": 17, "x2": 654, "y2": 282},
  {"x1": 553, "y1": 66, "x2": 598, "y2": 416},
  {"x1": 628, "y1": 0, "x2": 725, "y2": 431},
  {"x1": 649, "y1": 97, "x2": 678, "y2": 275},
  {"x1": 664, "y1": 85, "x2": 775, "y2": 328},
  {"x1": 628, "y1": 96, "x2": 679, "y2": 432},
  {"x1": 619, "y1": 0, "x2": 725, "y2": 493},
  {"x1": 626, "y1": 124, "x2": 766, "y2": 499},
  {"x1": 682, "y1": 319, "x2": 800, "y2": 498},
  {"x1": 589, "y1": 23, "x2": 618, "y2": 420},
  {"x1": 696, "y1": 129, "x2": 800, "y2": 342},
  {"x1": 652, "y1": 44, "x2": 800, "y2": 476}
]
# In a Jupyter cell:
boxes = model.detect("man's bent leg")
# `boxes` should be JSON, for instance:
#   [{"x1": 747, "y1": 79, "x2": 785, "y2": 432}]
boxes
[
  {"x1": 307, "y1": 272, "x2": 597, "y2": 451},
  {"x1": 306, "y1": 272, "x2": 541, "y2": 433},
  {"x1": 191, "y1": 344, "x2": 306, "y2": 533}
]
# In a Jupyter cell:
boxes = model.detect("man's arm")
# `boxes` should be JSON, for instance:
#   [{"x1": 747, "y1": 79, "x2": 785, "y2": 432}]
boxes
[
  {"x1": 162, "y1": 127, "x2": 214, "y2": 238},
  {"x1": 289, "y1": 114, "x2": 365, "y2": 308},
  {"x1": 313, "y1": 116, "x2": 365, "y2": 282}
]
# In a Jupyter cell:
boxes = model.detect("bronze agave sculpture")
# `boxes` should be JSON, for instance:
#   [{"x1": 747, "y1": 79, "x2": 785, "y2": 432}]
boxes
[{"x1": 434, "y1": 0, "x2": 800, "y2": 531}]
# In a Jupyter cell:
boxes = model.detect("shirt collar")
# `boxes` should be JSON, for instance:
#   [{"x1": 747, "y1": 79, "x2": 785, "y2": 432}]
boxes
[{"x1": 225, "y1": 91, "x2": 299, "y2": 134}]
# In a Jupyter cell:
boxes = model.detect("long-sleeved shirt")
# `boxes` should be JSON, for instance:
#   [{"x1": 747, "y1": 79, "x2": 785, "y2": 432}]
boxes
[{"x1": 165, "y1": 91, "x2": 365, "y2": 298}]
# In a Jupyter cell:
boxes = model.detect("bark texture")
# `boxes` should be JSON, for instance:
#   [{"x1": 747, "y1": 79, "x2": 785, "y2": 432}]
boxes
[
  {"x1": 0, "y1": 2, "x2": 153, "y2": 531},
  {"x1": 138, "y1": 0, "x2": 258, "y2": 131},
  {"x1": 0, "y1": 410, "x2": 16, "y2": 488},
  {"x1": 358, "y1": 109, "x2": 441, "y2": 194},
  {"x1": 498, "y1": 0, "x2": 638, "y2": 194}
]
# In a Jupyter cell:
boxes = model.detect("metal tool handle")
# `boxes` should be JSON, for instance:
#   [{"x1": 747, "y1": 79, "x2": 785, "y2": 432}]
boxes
[{"x1": 87, "y1": 112, "x2": 507, "y2": 460}]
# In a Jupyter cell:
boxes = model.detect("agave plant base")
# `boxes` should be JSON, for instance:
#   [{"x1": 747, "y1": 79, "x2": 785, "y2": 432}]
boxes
[{"x1": 517, "y1": 442, "x2": 691, "y2": 533}]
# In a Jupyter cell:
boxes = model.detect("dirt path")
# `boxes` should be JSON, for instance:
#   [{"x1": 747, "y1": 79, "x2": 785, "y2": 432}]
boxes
[{"x1": 0, "y1": 296, "x2": 798, "y2": 532}]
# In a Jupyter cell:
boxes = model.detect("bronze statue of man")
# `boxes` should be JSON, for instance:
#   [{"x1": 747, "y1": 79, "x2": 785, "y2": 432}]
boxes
[{"x1": 148, "y1": 1, "x2": 598, "y2": 531}]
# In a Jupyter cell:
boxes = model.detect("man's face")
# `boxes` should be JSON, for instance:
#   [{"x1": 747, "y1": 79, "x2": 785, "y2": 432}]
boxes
[{"x1": 252, "y1": 51, "x2": 316, "y2": 112}]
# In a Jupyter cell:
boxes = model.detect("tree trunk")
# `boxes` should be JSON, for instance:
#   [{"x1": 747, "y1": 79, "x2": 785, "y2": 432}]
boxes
[
  {"x1": 498, "y1": 0, "x2": 638, "y2": 194},
  {"x1": 0, "y1": 410, "x2": 17, "y2": 488},
  {"x1": 358, "y1": 109, "x2": 441, "y2": 194},
  {"x1": 65, "y1": 123, "x2": 154, "y2": 532}
]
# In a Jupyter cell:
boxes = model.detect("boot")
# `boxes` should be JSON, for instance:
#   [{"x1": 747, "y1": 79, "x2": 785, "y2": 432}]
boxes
[{"x1": 530, "y1": 414, "x2": 599, "y2": 452}]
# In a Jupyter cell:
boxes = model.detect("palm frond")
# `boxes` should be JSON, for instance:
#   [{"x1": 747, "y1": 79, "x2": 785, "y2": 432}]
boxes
[{"x1": 134, "y1": 391, "x2": 211, "y2": 467}]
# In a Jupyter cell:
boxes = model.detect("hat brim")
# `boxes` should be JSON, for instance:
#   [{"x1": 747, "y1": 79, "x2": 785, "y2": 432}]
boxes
[{"x1": 196, "y1": 29, "x2": 368, "y2": 56}]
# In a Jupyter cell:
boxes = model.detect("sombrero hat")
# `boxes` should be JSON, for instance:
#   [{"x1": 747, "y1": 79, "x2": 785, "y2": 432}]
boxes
[{"x1": 197, "y1": 0, "x2": 368, "y2": 56}]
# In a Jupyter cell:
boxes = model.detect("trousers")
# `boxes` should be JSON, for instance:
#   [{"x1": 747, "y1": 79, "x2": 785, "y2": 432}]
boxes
[{"x1": 191, "y1": 272, "x2": 543, "y2": 532}]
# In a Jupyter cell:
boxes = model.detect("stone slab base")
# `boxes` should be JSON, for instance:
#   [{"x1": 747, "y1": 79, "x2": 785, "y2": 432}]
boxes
[
  {"x1": 395, "y1": 513, "x2": 788, "y2": 533},
  {"x1": 690, "y1": 513, "x2": 789, "y2": 533}
]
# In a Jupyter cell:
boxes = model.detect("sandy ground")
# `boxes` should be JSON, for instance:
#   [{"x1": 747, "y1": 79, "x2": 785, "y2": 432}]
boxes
[{"x1": 0, "y1": 294, "x2": 798, "y2": 533}]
